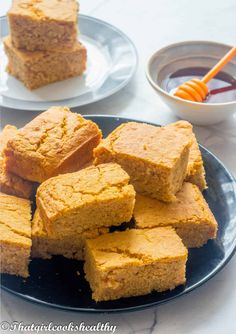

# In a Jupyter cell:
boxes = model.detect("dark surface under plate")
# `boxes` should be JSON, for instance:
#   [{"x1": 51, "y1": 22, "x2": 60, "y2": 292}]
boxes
[{"x1": 1, "y1": 115, "x2": 236, "y2": 313}]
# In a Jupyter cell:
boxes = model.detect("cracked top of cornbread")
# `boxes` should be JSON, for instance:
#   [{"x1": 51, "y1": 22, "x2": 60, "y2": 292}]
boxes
[
  {"x1": 36, "y1": 163, "x2": 135, "y2": 221},
  {"x1": 85, "y1": 227, "x2": 187, "y2": 270},
  {"x1": 8, "y1": 0, "x2": 78, "y2": 22},
  {"x1": 4, "y1": 106, "x2": 102, "y2": 182},
  {"x1": 0, "y1": 192, "x2": 31, "y2": 246},
  {"x1": 134, "y1": 182, "x2": 217, "y2": 228},
  {"x1": 94, "y1": 122, "x2": 192, "y2": 168}
]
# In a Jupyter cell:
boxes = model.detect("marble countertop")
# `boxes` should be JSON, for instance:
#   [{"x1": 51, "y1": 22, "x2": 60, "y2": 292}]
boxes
[{"x1": 0, "y1": 0, "x2": 236, "y2": 333}]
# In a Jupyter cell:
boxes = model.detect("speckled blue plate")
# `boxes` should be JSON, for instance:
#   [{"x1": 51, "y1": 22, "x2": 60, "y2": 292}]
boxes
[{"x1": 1, "y1": 116, "x2": 236, "y2": 313}]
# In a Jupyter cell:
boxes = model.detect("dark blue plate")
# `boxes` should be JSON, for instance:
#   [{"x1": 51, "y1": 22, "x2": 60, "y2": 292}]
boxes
[{"x1": 1, "y1": 115, "x2": 236, "y2": 313}]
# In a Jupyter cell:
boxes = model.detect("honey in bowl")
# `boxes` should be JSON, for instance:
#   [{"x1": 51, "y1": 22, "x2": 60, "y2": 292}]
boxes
[{"x1": 163, "y1": 67, "x2": 236, "y2": 103}]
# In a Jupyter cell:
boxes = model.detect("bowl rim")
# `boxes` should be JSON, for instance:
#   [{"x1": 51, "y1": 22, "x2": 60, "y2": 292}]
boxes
[{"x1": 146, "y1": 40, "x2": 236, "y2": 108}]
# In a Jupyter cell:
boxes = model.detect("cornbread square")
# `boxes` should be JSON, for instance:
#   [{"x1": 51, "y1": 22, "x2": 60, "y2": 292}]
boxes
[
  {"x1": 0, "y1": 125, "x2": 34, "y2": 199},
  {"x1": 4, "y1": 107, "x2": 101, "y2": 183},
  {"x1": 167, "y1": 121, "x2": 207, "y2": 191},
  {"x1": 94, "y1": 122, "x2": 192, "y2": 202},
  {"x1": 134, "y1": 182, "x2": 217, "y2": 248},
  {"x1": 36, "y1": 163, "x2": 136, "y2": 237},
  {"x1": 8, "y1": 0, "x2": 78, "y2": 51},
  {"x1": 84, "y1": 227, "x2": 188, "y2": 301},
  {"x1": 4, "y1": 37, "x2": 87, "y2": 90},
  {"x1": 0, "y1": 192, "x2": 31, "y2": 277},
  {"x1": 32, "y1": 210, "x2": 108, "y2": 260}
]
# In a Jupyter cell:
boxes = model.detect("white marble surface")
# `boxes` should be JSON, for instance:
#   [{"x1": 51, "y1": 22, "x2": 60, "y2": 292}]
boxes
[{"x1": 0, "y1": 0, "x2": 236, "y2": 333}]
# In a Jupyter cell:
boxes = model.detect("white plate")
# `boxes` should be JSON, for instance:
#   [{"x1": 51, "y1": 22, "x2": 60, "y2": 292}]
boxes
[{"x1": 0, "y1": 15, "x2": 138, "y2": 111}]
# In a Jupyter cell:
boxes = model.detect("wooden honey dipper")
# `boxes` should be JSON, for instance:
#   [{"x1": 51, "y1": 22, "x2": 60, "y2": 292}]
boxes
[{"x1": 174, "y1": 46, "x2": 236, "y2": 102}]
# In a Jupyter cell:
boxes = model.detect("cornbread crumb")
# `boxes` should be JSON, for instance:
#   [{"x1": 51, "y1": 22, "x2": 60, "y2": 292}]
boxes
[
  {"x1": 0, "y1": 125, "x2": 35, "y2": 199},
  {"x1": 32, "y1": 210, "x2": 108, "y2": 260},
  {"x1": 94, "y1": 121, "x2": 192, "y2": 202},
  {"x1": 4, "y1": 37, "x2": 87, "y2": 90},
  {"x1": 166, "y1": 121, "x2": 207, "y2": 191},
  {"x1": 0, "y1": 192, "x2": 31, "y2": 277},
  {"x1": 134, "y1": 182, "x2": 217, "y2": 248},
  {"x1": 36, "y1": 163, "x2": 135, "y2": 237},
  {"x1": 84, "y1": 227, "x2": 187, "y2": 301},
  {"x1": 4, "y1": 107, "x2": 102, "y2": 183},
  {"x1": 8, "y1": 0, "x2": 78, "y2": 51}
]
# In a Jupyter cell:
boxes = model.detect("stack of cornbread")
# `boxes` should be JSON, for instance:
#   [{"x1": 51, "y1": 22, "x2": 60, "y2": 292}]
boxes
[
  {"x1": 4, "y1": 0, "x2": 86, "y2": 89},
  {"x1": 0, "y1": 107, "x2": 218, "y2": 302},
  {"x1": 0, "y1": 106, "x2": 102, "y2": 276}
]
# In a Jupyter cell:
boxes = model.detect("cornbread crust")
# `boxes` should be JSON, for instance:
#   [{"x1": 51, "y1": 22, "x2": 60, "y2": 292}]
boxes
[
  {"x1": 32, "y1": 210, "x2": 108, "y2": 260},
  {"x1": 0, "y1": 125, "x2": 34, "y2": 199},
  {"x1": 84, "y1": 227, "x2": 187, "y2": 301},
  {"x1": 4, "y1": 107, "x2": 101, "y2": 183},
  {"x1": 134, "y1": 182, "x2": 217, "y2": 248},
  {"x1": 0, "y1": 125, "x2": 18, "y2": 152},
  {"x1": 0, "y1": 192, "x2": 31, "y2": 277},
  {"x1": 36, "y1": 163, "x2": 136, "y2": 237},
  {"x1": 94, "y1": 122, "x2": 192, "y2": 202},
  {"x1": 4, "y1": 37, "x2": 87, "y2": 90},
  {"x1": 166, "y1": 121, "x2": 207, "y2": 191},
  {"x1": 8, "y1": 0, "x2": 78, "y2": 51}
]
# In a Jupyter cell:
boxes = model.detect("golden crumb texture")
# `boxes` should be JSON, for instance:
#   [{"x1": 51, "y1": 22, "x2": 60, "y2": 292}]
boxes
[
  {"x1": 8, "y1": 0, "x2": 79, "y2": 51},
  {"x1": 0, "y1": 125, "x2": 18, "y2": 154},
  {"x1": 94, "y1": 121, "x2": 193, "y2": 202},
  {"x1": 4, "y1": 106, "x2": 102, "y2": 183},
  {"x1": 0, "y1": 192, "x2": 32, "y2": 277},
  {"x1": 134, "y1": 182, "x2": 218, "y2": 248},
  {"x1": 166, "y1": 121, "x2": 207, "y2": 191},
  {"x1": 36, "y1": 163, "x2": 136, "y2": 236},
  {"x1": 32, "y1": 209, "x2": 108, "y2": 260},
  {"x1": 4, "y1": 37, "x2": 87, "y2": 89},
  {"x1": 84, "y1": 227, "x2": 188, "y2": 301},
  {"x1": 0, "y1": 125, "x2": 35, "y2": 199}
]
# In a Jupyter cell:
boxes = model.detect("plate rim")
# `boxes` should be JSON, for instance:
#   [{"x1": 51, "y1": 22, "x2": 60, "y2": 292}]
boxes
[
  {"x1": 0, "y1": 15, "x2": 138, "y2": 110},
  {"x1": 1, "y1": 114, "x2": 236, "y2": 313}
]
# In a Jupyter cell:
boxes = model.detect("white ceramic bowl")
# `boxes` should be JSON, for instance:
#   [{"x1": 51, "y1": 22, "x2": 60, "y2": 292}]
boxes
[{"x1": 146, "y1": 41, "x2": 236, "y2": 125}]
